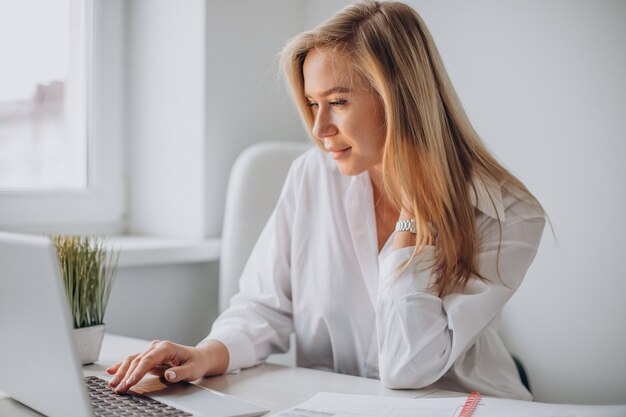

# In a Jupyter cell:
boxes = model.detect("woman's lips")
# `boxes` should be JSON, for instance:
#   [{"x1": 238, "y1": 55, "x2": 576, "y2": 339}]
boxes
[{"x1": 327, "y1": 146, "x2": 351, "y2": 160}]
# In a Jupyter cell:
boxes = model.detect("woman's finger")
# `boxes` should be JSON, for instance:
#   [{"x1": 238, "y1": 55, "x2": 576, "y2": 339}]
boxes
[
  {"x1": 119, "y1": 354, "x2": 146, "y2": 388},
  {"x1": 148, "y1": 364, "x2": 168, "y2": 377},
  {"x1": 117, "y1": 343, "x2": 176, "y2": 393},
  {"x1": 108, "y1": 353, "x2": 138, "y2": 388},
  {"x1": 106, "y1": 360, "x2": 122, "y2": 375},
  {"x1": 110, "y1": 340, "x2": 161, "y2": 387}
]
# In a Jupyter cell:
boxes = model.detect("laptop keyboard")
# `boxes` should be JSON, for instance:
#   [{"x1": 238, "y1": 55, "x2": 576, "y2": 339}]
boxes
[{"x1": 86, "y1": 375, "x2": 192, "y2": 416}]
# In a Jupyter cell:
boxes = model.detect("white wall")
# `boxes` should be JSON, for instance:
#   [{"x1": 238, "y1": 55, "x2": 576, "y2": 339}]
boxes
[
  {"x1": 105, "y1": 262, "x2": 219, "y2": 346},
  {"x1": 125, "y1": 0, "x2": 309, "y2": 237},
  {"x1": 126, "y1": 0, "x2": 207, "y2": 237},
  {"x1": 203, "y1": 0, "x2": 309, "y2": 236},
  {"x1": 400, "y1": 0, "x2": 625, "y2": 405}
]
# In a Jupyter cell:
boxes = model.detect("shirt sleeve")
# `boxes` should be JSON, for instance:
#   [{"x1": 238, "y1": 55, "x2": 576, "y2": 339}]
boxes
[
  {"x1": 375, "y1": 205, "x2": 546, "y2": 389},
  {"x1": 200, "y1": 160, "x2": 300, "y2": 372}
]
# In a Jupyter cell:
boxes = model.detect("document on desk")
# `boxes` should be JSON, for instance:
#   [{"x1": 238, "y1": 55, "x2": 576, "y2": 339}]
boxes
[{"x1": 275, "y1": 392, "x2": 626, "y2": 417}]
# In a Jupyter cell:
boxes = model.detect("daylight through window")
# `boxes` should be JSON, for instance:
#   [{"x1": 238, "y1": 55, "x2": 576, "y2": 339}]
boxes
[{"x1": 0, "y1": 0, "x2": 88, "y2": 190}]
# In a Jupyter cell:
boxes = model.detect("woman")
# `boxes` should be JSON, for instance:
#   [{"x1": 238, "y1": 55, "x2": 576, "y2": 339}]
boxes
[{"x1": 108, "y1": 1, "x2": 545, "y2": 400}]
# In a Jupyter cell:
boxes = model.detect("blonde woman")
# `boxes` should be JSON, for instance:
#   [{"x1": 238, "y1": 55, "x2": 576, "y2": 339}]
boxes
[{"x1": 109, "y1": 1, "x2": 545, "y2": 400}]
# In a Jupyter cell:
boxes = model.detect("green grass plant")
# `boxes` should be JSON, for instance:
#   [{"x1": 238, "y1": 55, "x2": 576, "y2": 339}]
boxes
[{"x1": 51, "y1": 236, "x2": 119, "y2": 329}]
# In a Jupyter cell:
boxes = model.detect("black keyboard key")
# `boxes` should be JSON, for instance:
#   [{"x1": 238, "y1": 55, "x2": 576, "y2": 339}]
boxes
[{"x1": 85, "y1": 376, "x2": 192, "y2": 417}]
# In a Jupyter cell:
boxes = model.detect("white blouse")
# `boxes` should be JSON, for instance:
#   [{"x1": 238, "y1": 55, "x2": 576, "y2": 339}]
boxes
[{"x1": 204, "y1": 148, "x2": 545, "y2": 400}]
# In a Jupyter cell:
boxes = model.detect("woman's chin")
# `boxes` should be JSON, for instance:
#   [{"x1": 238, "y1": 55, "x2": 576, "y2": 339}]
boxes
[{"x1": 336, "y1": 162, "x2": 364, "y2": 177}]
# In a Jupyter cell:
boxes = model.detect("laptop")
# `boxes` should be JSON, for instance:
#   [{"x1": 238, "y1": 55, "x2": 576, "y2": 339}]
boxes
[{"x1": 0, "y1": 231, "x2": 268, "y2": 417}]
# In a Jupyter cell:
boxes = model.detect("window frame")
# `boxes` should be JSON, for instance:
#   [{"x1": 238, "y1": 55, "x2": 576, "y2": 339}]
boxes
[{"x1": 0, "y1": 0, "x2": 125, "y2": 235}]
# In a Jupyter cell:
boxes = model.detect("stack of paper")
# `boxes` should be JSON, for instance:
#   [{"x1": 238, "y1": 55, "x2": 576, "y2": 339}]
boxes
[{"x1": 276, "y1": 392, "x2": 626, "y2": 417}]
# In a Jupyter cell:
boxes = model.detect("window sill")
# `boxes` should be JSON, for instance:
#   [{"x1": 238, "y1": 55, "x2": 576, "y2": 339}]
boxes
[{"x1": 107, "y1": 236, "x2": 221, "y2": 268}]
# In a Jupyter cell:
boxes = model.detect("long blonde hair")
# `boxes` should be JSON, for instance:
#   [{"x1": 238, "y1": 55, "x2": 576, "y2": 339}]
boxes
[{"x1": 281, "y1": 1, "x2": 544, "y2": 296}]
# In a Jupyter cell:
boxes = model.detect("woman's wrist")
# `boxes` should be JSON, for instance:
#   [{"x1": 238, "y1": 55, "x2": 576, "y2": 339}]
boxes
[
  {"x1": 196, "y1": 339, "x2": 230, "y2": 377},
  {"x1": 393, "y1": 210, "x2": 435, "y2": 249},
  {"x1": 393, "y1": 210, "x2": 416, "y2": 250}
]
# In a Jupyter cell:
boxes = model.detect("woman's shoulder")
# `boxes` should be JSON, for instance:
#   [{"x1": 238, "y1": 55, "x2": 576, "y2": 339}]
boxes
[
  {"x1": 500, "y1": 182, "x2": 545, "y2": 226},
  {"x1": 470, "y1": 174, "x2": 545, "y2": 226},
  {"x1": 471, "y1": 176, "x2": 546, "y2": 289}
]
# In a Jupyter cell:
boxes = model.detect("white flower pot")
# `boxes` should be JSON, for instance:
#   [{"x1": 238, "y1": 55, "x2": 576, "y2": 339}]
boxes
[{"x1": 73, "y1": 324, "x2": 106, "y2": 365}]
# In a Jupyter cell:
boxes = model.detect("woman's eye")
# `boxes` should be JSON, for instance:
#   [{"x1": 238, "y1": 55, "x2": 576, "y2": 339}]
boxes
[
  {"x1": 329, "y1": 100, "x2": 347, "y2": 107},
  {"x1": 306, "y1": 100, "x2": 346, "y2": 109}
]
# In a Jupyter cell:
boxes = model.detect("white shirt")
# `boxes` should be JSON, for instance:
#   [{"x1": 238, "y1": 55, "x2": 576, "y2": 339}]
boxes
[{"x1": 205, "y1": 148, "x2": 545, "y2": 400}]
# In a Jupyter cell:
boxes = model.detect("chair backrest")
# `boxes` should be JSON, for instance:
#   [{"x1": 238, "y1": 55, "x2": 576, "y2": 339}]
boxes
[{"x1": 219, "y1": 141, "x2": 311, "y2": 312}]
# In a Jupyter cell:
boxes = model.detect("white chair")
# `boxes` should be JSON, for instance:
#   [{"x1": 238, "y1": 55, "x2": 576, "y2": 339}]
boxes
[{"x1": 220, "y1": 141, "x2": 311, "y2": 365}]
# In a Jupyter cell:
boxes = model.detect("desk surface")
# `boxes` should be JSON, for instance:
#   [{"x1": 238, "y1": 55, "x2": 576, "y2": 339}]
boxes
[{"x1": 1, "y1": 333, "x2": 464, "y2": 416}]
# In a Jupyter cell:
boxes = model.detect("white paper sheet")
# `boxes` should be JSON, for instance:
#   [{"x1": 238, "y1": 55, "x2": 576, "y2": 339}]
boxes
[{"x1": 275, "y1": 392, "x2": 626, "y2": 417}]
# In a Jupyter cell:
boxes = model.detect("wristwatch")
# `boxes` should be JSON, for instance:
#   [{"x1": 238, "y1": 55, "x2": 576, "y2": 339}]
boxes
[
  {"x1": 395, "y1": 218, "x2": 417, "y2": 234},
  {"x1": 395, "y1": 218, "x2": 439, "y2": 237}
]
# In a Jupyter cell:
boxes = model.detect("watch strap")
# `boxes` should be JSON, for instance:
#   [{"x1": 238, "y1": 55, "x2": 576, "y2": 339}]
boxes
[
  {"x1": 395, "y1": 218, "x2": 417, "y2": 234},
  {"x1": 395, "y1": 218, "x2": 438, "y2": 237}
]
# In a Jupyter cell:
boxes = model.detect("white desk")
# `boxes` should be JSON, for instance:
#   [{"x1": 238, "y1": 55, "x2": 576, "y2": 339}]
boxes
[{"x1": 0, "y1": 334, "x2": 464, "y2": 416}]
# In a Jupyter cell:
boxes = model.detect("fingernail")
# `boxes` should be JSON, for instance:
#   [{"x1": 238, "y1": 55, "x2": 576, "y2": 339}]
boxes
[
  {"x1": 165, "y1": 370, "x2": 176, "y2": 381},
  {"x1": 109, "y1": 376, "x2": 117, "y2": 385}
]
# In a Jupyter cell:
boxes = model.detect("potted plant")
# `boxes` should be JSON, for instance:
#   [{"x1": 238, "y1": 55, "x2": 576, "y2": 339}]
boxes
[{"x1": 52, "y1": 235, "x2": 119, "y2": 365}]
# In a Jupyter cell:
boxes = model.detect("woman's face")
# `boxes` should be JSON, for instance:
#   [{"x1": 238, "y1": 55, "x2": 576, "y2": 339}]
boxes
[{"x1": 303, "y1": 47, "x2": 386, "y2": 176}]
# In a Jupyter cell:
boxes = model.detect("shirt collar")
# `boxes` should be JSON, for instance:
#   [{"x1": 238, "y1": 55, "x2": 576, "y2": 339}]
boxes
[{"x1": 469, "y1": 173, "x2": 506, "y2": 221}]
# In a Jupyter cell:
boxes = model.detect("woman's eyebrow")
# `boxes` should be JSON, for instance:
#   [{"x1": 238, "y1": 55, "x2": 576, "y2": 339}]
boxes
[{"x1": 304, "y1": 86, "x2": 351, "y2": 98}]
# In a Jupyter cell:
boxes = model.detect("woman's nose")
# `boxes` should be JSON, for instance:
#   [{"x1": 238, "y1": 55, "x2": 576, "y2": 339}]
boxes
[{"x1": 311, "y1": 107, "x2": 338, "y2": 139}]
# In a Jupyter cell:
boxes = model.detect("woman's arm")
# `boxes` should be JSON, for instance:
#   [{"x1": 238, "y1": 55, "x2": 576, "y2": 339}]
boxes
[
  {"x1": 376, "y1": 204, "x2": 545, "y2": 389},
  {"x1": 109, "y1": 157, "x2": 304, "y2": 393}
]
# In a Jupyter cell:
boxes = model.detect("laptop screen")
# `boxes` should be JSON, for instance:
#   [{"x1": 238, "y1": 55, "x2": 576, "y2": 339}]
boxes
[{"x1": 0, "y1": 232, "x2": 95, "y2": 416}]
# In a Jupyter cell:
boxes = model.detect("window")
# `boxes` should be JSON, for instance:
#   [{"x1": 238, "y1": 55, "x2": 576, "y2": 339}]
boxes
[
  {"x1": 0, "y1": 0, "x2": 87, "y2": 190},
  {"x1": 0, "y1": 0, "x2": 125, "y2": 234}
]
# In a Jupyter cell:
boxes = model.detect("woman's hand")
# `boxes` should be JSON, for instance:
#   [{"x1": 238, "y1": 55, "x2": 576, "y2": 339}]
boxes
[{"x1": 106, "y1": 339, "x2": 229, "y2": 394}]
